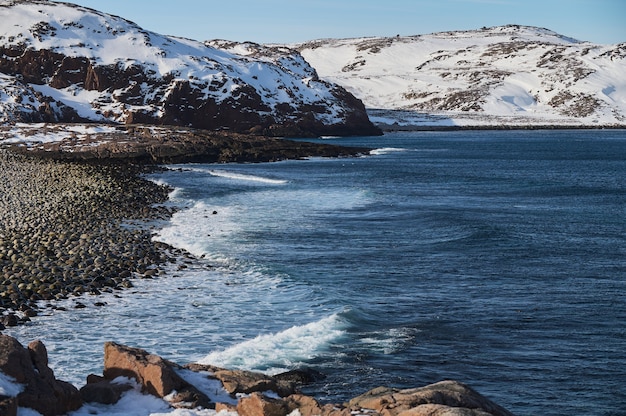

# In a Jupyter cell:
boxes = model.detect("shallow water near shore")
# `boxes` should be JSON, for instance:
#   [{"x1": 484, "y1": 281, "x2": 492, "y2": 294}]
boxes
[{"x1": 6, "y1": 129, "x2": 626, "y2": 416}]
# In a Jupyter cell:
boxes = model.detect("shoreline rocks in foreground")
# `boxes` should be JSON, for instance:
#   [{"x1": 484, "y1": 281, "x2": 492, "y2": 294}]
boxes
[{"x1": 0, "y1": 335, "x2": 515, "y2": 416}]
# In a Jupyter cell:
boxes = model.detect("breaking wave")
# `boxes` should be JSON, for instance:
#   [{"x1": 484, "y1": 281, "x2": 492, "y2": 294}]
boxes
[
  {"x1": 191, "y1": 168, "x2": 288, "y2": 185},
  {"x1": 197, "y1": 313, "x2": 348, "y2": 374},
  {"x1": 370, "y1": 147, "x2": 408, "y2": 155}
]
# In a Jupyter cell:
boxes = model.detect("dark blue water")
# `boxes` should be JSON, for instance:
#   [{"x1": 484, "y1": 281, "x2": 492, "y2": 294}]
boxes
[{"x1": 173, "y1": 129, "x2": 625, "y2": 416}]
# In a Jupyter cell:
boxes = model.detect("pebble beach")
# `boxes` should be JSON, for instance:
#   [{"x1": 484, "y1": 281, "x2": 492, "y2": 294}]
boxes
[{"x1": 0, "y1": 150, "x2": 177, "y2": 326}]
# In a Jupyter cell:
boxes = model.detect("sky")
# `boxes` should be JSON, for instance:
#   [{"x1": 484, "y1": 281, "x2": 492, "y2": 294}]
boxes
[{"x1": 57, "y1": 0, "x2": 625, "y2": 45}]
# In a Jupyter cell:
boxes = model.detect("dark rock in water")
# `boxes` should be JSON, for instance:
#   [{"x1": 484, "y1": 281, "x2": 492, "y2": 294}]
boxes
[
  {"x1": 0, "y1": 335, "x2": 82, "y2": 416},
  {"x1": 274, "y1": 368, "x2": 327, "y2": 385},
  {"x1": 1, "y1": 314, "x2": 18, "y2": 327}
]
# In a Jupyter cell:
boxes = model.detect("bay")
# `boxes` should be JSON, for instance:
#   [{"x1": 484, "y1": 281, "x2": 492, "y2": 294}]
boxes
[{"x1": 7, "y1": 129, "x2": 626, "y2": 416}]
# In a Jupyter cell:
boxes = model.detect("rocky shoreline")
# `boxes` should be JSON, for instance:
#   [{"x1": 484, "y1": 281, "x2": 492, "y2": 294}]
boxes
[
  {"x1": 0, "y1": 126, "x2": 370, "y2": 326},
  {"x1": 0, "y1": 334, "x2": 514, "y2": 416},
  {"x1": 0, "y1": 150, "x2": 179, "y2": 326}
]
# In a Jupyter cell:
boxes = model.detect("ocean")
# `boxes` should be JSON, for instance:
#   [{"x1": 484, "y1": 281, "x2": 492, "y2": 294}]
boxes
[{"x1": 6, "y1": 129, "x2": 626, "y2": 416}]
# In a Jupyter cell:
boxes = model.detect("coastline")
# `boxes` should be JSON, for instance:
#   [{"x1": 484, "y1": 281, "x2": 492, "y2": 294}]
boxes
[
  {"x1": 0, "y1": 128, "x2": 370, "y2": 327},
  {"x1": 0, "y1": 150, "x2": 178, "y2": 326},
  {"x1": 0, "y1": 130, "x2": 519, "y2": 414},
  {"x1": 377, "y1": 124, "x2": 626, "y2": 132}
]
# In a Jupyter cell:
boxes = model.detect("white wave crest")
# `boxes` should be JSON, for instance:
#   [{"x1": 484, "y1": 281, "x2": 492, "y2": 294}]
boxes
[
  {"x1": 191, "y1": 168, "x2": 288, "y2": 184},
  {"x1": 197, "y1": 313, "x2": 347, "y2": 374},
  {"x1": 370, "y1": 147, "x2": 408, "y2": 155}
]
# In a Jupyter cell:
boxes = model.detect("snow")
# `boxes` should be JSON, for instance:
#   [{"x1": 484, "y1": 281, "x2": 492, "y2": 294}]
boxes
[
  {"x1": 0, "y1": 1, "x2": 350, "y2": 126},
  {"x1": 1, "y1": 368, "x2": 238, "y2": 416},
  {"x1": 0, "y1": 371, "x2": 23, "y2": 397},
  {"x1": 297, "y1": 25, "x2": 626, "y2": 127},
  {"x1": 174, "y1": 370, "x2": 238, "y2": 406},
  {"x1": 0, "y1": 123, "x2": 119, "y2": 148}
]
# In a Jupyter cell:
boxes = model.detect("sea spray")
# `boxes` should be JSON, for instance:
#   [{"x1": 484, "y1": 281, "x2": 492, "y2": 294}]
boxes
[{"x1": 198, "y1": 313, "x2": 348, "y2": 374}]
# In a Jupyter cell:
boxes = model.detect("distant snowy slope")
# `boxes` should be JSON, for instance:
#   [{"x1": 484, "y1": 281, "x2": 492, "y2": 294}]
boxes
[
  {"x1": 0, "y1": 0, "x2": 378, "y2": 136},
  {"x1": 295, "y1": 25, "x2": 626, "y2": 127}
]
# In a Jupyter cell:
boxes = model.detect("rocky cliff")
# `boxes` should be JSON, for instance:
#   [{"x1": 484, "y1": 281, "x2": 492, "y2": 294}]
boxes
[{"x1": 0, "y1": 0, "x2": 380, "y2": 137}]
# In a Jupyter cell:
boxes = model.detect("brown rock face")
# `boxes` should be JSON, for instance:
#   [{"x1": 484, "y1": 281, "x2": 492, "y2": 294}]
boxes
[
  {"x1": 0, "y1": 335, "x2": 82, "y2": 416},
  {"x1": 102, "y1": 342, "x2": 211, "y2": 408},
  {"x1": 0, "y1": 396, "x2": 17, "y2": 416},
  {"x1": 237, "y1": 392, "x2": 290, "y2": 416},
  {"x1": 348, "y1": 381, "x2": 514, "y2": 416}
]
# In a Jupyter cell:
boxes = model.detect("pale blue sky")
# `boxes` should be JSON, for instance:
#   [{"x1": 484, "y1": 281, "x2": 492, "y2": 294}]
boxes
[{"x1": 59, "y1": 0, "x2": 625, "y2": 44}]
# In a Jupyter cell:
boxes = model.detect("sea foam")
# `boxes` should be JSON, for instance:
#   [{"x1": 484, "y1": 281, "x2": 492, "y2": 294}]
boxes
[
  {"x1": 197, "y1": 313, "x2": 347, "y2": 374},
  {"x1": 190, "y1": 168, "x2": 288, "y2": 185}
]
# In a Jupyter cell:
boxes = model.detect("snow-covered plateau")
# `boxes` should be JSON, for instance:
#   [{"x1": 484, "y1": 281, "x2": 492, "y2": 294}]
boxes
[{"x1": 294, "y1": 25, "x2": 626, "y2": 128}]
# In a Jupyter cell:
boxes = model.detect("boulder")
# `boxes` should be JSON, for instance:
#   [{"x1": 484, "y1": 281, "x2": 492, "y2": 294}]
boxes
[
  {"x1": 79, "y1": 374, "x2": 133, "y2": 405},
  {"x1": 284, "y1": 394, "x2": 324, "y2": 416},
  {"x1": 397, "y1": 403, "x2": 493, "y2": 416},
  {"x1": 237, "y1": 392, "x2": 290, "y2": 416},
  {"x1": 0, "y1": 335, "x2": 82, "y2": 416},
  {"x1": 184, "y1": 363, "x2": 319, "y2": 397},
  {"x1": 348, "y1": 381, "x2": 514, "y2": 416},
  {"x1": 0, "y1": 395, "x2": 17, "y2": 416},
  {"x1": 103, "y1": 342, "x2": 211, "y2": 408}
]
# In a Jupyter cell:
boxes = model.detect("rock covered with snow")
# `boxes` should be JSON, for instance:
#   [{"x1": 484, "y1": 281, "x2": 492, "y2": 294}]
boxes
[
  {"x1": 0, "y1": 0, "x2": 379, "y2": 136},
  {"x1": 0, "y1": 334, "x2": 81, "y2": 416},
  {"x1": 295, "y1": 25, "x2": 626, "y2": 128},
  {"x1": 0, "y1": 123, "x2": 370, "y2": 163}
]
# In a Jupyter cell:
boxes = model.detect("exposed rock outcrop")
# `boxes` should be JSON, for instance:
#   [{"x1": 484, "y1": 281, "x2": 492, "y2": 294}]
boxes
[
  {"x1": 1, "y1": 124, "x2": 371, "y2": 164},
  {"x1": 103, "y1": 341, "x2": 211, "y2": 408},
  {"x1": 0, "y1": 1, "x2": 381, "y2": 137},
  {"x1": 347, "y1": 382, "x2": 514, "y2": 416},
  {"x1": 0, "y1": 395, "x2": 17, "y2": 416},
  {"x1": 0, "y1": 335, "x2": 82, "y2": 416},
  {"x1": 98, "y1": 341, "x2": 513, "y2": 415},
  {"x1": 0, "y1": 336, "x2": 515, "y2": 415}
]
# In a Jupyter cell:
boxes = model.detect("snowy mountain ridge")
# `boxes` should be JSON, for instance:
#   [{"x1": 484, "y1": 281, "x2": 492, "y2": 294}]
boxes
[
  {"x1": 294, "y1": 25, "x2": 626, "y2": 128},
  {"x1": 0, "y1": 0, "x2": 378, "y2": 136}
]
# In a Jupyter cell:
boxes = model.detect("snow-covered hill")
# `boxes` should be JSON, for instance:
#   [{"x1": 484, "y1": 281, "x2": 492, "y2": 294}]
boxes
[
  {"x1": 0, "y1": 0, "x2": 378, "y2": 136},
  {"x1": 295, "y1": 26, "x2": 626, "y2": 128}
]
